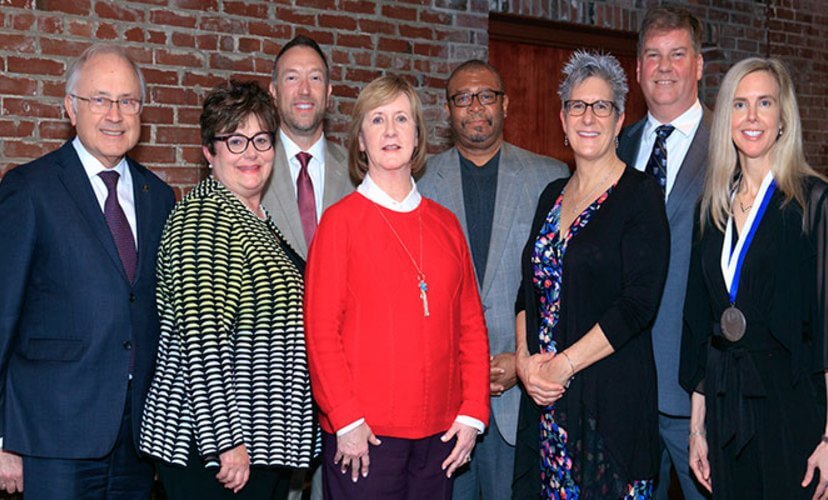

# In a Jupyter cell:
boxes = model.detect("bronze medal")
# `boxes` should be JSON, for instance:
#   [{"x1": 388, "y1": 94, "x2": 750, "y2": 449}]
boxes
[{"x1": 720, "y1": 306, "x2": 746, "y2": 342}]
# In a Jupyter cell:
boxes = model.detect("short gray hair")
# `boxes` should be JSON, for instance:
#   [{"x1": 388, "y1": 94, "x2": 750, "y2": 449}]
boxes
[
  {"x1": 65, "y1": 44, "x2": 146, "y2": 111},
  {"x1": 558, "y1": 50, "x2": 628, "y2": 114}
]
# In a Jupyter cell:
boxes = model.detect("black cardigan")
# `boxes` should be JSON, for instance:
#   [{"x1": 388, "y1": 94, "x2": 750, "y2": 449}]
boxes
[{"x1": 513, "y1": 167, "x2": 670, "y2": 495}]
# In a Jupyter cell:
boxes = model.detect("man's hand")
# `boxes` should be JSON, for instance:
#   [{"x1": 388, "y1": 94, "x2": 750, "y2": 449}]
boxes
[
  {"x1": 0, "y1": 449, "x2": 23, "y2": 494},
  {"x1": 489, "y1": 352, "x2": 518, "y2": 396}
]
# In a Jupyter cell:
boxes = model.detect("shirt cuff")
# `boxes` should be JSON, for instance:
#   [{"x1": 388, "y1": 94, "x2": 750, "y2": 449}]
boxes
[
  {"x1": 336, "y1": 418, "x2": 365, "y2": 437},
  {"x1": 455, "y1": 415, "x2": 485, "y2": 434}
]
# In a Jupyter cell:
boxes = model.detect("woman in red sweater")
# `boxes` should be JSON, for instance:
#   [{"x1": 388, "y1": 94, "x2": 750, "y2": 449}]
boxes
[{"x1": 304, "y1": 75, "x2": 490, "y2": 499}]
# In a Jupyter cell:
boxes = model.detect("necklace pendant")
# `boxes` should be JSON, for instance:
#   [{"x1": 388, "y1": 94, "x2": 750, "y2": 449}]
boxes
[{"x1": 418, "y1": 275, "x2": 430, "y2": 317}]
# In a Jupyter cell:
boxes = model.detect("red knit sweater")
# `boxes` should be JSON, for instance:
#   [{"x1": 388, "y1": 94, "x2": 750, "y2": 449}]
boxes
[{"x1": 305, "y1": 192, "x2": 490, "y2": 438}]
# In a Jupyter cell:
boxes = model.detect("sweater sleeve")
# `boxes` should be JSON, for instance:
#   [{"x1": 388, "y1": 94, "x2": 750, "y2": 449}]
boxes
[
  {"x1": 160, "y1": 197, "x2": 245, "y2": 457},
  {"x1": 597, "y1": 178, "x2": 670, "y2": 350},
  {"x1": 454, "y1": 220, "x2": 491, "y2": 425},
  {"x1": 304, "y1": 207, "x2": 364, "y2": 432}
]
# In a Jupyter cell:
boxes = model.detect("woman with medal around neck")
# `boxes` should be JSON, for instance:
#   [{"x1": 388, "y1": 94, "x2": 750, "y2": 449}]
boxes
[
  {"x1": 304, "y1": 75, "x2": 490, "y2": 499},
  {"x1": 680, "y1": 57, "x2": 828, "y2": 499},
  {"x1": 513, "y1": 51, "x2": 669, "y2": 499}
]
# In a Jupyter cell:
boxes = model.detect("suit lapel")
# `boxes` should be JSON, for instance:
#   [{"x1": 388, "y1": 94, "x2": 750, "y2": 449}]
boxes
[
  {"x1": 322, "y1": 139, "x2": 350, "y2": 210},
  {"x1": 666, "y1": 110, "x2": 711, "y2": 221},
  {"x1": 56, "y1": 142, "x2": 128, "y2": 282},
  {"x1": 480, "y1": 144, "x2": 520, "y2": 298},
  {"x1": 265, "y1": 140, "x2": 308, "y2": 256},
  {"x1": 618, "y1": 119, "x2": 646, "y2": 166},
  {"x1": 434, "y1": 148, "x2": 470, "y2": 238},
  {"x1": 129, "y1": 159, "x2": 151, "y2": 286}
]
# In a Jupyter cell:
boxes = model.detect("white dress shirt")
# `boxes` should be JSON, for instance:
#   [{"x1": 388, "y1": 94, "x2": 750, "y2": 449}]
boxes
[
  {"x1": 280, "y1": 129, "x2": 326, "y2": 221},
  {"x1": 72, "y1": 136, "x2": 138, "y2": 246},
  {"x1": 336, "y1": 173, "x2": 485, "y2": 437},
  {"x1": 632, "y1": 99, "x2": 703, "y2": 200}
]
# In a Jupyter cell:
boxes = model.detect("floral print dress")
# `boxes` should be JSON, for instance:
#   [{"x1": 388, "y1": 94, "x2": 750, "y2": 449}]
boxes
[{"x1": 531, "y1": 187, "x2": 652, "y2": 500}]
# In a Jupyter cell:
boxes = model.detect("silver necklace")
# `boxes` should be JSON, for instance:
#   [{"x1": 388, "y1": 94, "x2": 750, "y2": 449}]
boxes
[{"x1": 565, "y1": 164, "x2": 616, "y2": 215}]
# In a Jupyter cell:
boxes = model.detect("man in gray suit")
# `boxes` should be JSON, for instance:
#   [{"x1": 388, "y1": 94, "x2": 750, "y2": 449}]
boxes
[
  {"x1": 263, "y1": 35, "x2": 352, "y2": 260},
  {"x1": 617, "y1": 6, "x2": 710, "y2": 499},
  {"x1": 419, "y1": 60, "x2": 568, "y2": 500},
  {"x1": 263, "y1": 35, "x2": 352, "y2": 500}
]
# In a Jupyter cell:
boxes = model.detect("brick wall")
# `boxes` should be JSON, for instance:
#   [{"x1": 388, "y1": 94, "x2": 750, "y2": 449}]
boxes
[{"x1": 0, "y1": 0, "x2": 825, "y2": 196}]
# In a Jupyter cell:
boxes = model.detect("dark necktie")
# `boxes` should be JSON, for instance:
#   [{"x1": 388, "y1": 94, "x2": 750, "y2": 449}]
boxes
[
  {"x1": 646, "y1": 124, "x2": 675, "y2": 195},
  {"x1": 99, "y1": 170, "x2": 137, "y2": 283},
  {"x1": 296, "y1": 152, "x2": 318, "y2": 247}
]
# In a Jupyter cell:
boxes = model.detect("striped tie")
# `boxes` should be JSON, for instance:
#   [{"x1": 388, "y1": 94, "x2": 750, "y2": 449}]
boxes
[{"x1": 646, "y1": 124, "x2": 675, "y2": 195}]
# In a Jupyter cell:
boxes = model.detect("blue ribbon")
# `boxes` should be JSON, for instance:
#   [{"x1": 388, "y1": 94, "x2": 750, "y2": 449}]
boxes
[{"x1": 728, "y1": 180, "x2": 776, "y2": 303}]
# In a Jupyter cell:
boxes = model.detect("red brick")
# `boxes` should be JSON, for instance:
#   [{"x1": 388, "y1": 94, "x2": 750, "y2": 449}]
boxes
[
  {"x1": 155, "y1": 49, "x2": 205, "y2": 68},
  {"x1": 150, "y1": 10, "x2": 197, "y2": 28},
  {"x1": 342, "y1": 0, "x2": 376, "y2": 14},
  {"x1": 172, "y1": 32, "x2": 196, "y2": 48},
  {"x1": 332, "y1": 84, "x2": 360, "y2": 99},
  {"x1": 95, "y1": 24, "x2": 119, "y2": 40},
  {"x1": 239, "y1": 38, "x2": 262, "y2": 53},
  {"x1": 353, "y1": 51, "x2": 372, "y2": 66},
  {"x1": 34, "y1": 0, "x2": 91, "y2": 15},
  {"x1": 297, "y1": 0, "x2": 335, "y2": 8},
  {"x1": 147, "y1": 30, "x2": 167, "y2": 44},
  {"x1": 124, "y1": 27, "x2": 145, "y2": 43},
  {"x1": 319, "y1": 14, "x2": 358, "y2": 31},
  {"x1": 95, "y1": 2, "x2": 143, "y2": 22},
  {"x1": 181, "y1": 146, "x2": 205, "y2": 164},
  {"x1": 150, "y1": 87, "x2": 200, "y2": 106},
  {"x1": 345, "y1": 67, "x2": 381, "y2": 83},
  {"x1": 172, "y1": 0, "x2": 218, "y2": 11},
  {"x1": 125, "y1": 46, "x2": 153, "y2": 65},
  {"x1": 381, "y1": 5, "x2": 418, "y2": 21},
  {"x1": 3, "y1": 98, "x2": 63, "y2": 119},
  {"x1": 198, "y1": 15, "x2": 246, "y2": 34},
  {"x1": 359, "y1": 19, "x2": 396, "y2": 35},
  {"x1": 209, "y1": 53, "x2": 255, "y2": 72},
  {"x1": 197, "y1": 34, "x2": 218, "y2": 50},
  {"x1": 294, "y1": 29, "x2": 334, "y2": 45},
  {"x1": 0, "y1": 34, "x2": 37, "y2": 53},
  {"x1": 43, "y1": 81, "x2": 66, "y2": 98},
  {"x1": 131, "y1": 146, "x2": 178, "y2": 165},
  {"x1": 178, "y1": 107, "x2": 202, "y2": 126},
  {"x1": 3, "y1": 141, "x2": 58, "y2": 159},
  {"x1": 143, "y1": 68, "x2": 179, "y2": 86},
  {"x1": 141, "y1": 106, "x2": 175, "y2": 124},
  {"x1": 275, "y1": 8, "x2": 314, "y2": 25},
  {"x1": 378, "y1": 37, "x2": 412, "y2": 54},
  {"x1": 0, "y1": 120, "x2": 36, "y2": 138},
  {"x1": 219, "y1": 36, "x2": 235, "y2": 52},
  {"x1": 399, "y1": 24, "x2": 434, "y2": 40},
  {"x1": 224, "y1": 1, "x2": 269, "y2": 17},
  {"x1": 248, "y1": 21, "x2": 292, "y2": 39},
  {"x1": 8, "y1": 56, "x2": 65, "y2": 76},
  {"x1": 157, "y1": 126, "x2": 201, "y2": 144},
  {"x1": 182, "y1": 72, "x2": 226, "y2": 88},
  {"x1": 337, "y1": 33, "x2": 373, "y2": 50},
  {"x1": 11, "y1": 13, "x2": 35, "y2": 30},
  {"x1": 67, "y1": 20, "x2": 94, "y2": 37},
  {"x1": 38, "y1": 121, "x2": 73, "y2": 140}
]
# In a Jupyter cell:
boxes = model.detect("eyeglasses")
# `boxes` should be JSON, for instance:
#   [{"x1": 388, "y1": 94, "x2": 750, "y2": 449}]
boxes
[
  {"x1": 563, "y1": 100, "x2": 617, "y2": 117},
  {"x1": 449, "y1": 89, "x2": 505, "y2": 107},
  {"x1": 70, "y1": 94, "x2": 143, "y2": 115},
  {"x1": 213, "y1": 131, "x2": 276, "y2": 154}
]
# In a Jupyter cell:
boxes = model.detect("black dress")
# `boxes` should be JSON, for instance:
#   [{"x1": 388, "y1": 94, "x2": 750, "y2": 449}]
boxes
[
  {"x1": 514, "y1": 168, "x2": 669, "y2": 499},
  {"x1": 679, "y1": 178, "x2": 828, "y2": 499}
]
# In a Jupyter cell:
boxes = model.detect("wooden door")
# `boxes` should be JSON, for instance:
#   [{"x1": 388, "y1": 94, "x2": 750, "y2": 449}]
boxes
[{"x1": 489, "y1": 13, "x2": 647, "y2": 170}]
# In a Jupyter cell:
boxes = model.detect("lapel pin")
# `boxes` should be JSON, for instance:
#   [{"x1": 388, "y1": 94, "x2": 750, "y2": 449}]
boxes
[{"x1": 142, "y1": 184, "x2": 149, "y2": 192}]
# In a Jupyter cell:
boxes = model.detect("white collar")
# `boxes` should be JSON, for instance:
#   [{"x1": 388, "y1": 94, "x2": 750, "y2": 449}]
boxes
[
  {"x1": 357, "y1": 172, "x2": 421, "y2": 213},
  {"x1": 644, "y1": 99, "x2": 703, "y2": 139},
  {"x1": 72, "y1": 136, "x2": 128, "y2": 179},
  {"x1": 279, "y1": 129, "x2": 326, "y2": 163}
]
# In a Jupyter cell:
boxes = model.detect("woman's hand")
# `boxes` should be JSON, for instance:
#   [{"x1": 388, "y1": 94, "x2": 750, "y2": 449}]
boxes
[
  {"x1": 216, "y1": 444, "x2": 250, "y2": 493},
  {"x1": 802, "y1": 440, "x2": 828, "y2": 499},
  {"x1": 335, "y1": 422, "x2": 381, "y2": 483},
  {"x1": 440, "y1": 422, "x2": 478, "y2": 478},
  {"x1": 688, "y1": 433, "x2": 712, "y2": 493},
  {"x1": 516, "y1": 350, "x2": 566, "y2": 406}
]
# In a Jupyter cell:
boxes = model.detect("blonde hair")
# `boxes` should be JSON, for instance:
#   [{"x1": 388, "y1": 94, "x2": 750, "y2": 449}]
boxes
[
  {"x1": 701, "y1": 57, "x2": 824, "y2": 232},
  {"x1": 347, "y1": 75, "x2": 427, "y2": 182}
]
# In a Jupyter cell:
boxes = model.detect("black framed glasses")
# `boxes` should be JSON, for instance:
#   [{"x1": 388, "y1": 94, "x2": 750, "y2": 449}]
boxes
[
  {"x1": 70, "y1": 94, "x2": 143, "y2": 115},
  {"x1": 213, "y1": 131, "x2": 276, "y2": 154},
  {"x1": 563, "y1": 100, "x2": 617, "y2": 117},
  {"x1": 449, "y1": 89, "x2": 505, "y2": 107}
]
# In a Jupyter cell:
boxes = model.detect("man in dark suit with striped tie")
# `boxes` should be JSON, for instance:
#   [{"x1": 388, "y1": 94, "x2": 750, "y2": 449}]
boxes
[{"x1": 0, "y1": 43, "x2": 174, "y2": 498}]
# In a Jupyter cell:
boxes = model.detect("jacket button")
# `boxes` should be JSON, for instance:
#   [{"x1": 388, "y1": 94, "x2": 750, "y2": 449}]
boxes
[
  {"x1": 129, "y1": 293, "x2": 136, "y2": 303},
  {"x1": 123, "y1": 341, "x2": 132, "y2": 351}
]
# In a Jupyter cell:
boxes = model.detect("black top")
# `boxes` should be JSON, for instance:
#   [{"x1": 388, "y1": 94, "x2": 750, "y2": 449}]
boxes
[
  {"x1": 460, "y1": 150, "x2": 500, "y2": 285},
  {"x1": 678, "y1": 179, "x2": 828, "y2": 497},
  {"x1": 513, "y1": 167, "x2": 670, "y2": 494}
]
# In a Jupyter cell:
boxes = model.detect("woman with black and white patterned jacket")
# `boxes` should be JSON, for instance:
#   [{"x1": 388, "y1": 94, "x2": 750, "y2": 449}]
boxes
[{"x1": 140, "y1": 80, "x2": 318, "y2": 499}]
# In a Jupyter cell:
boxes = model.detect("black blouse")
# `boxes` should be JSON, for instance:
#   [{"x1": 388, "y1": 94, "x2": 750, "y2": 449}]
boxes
[{"x1": 513, "y1": 167, "x2": 670, "y2": 494}]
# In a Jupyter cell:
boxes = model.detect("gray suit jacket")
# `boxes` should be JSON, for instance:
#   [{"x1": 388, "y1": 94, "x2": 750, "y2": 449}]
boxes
[
  {"x1": 261, "y1": 137, "x2": 352, "y2": 259},
  {"x1": 617, "y1": 110, "x2": 712, "y2": 416},
  {"x1": 419, "y1": 142, "x2": 568, "y2": 445}
]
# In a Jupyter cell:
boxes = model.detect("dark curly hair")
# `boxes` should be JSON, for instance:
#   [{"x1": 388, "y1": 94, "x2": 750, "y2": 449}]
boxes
[{"x1": 200, "y1": 80, "x2": 278, "y2": 154}]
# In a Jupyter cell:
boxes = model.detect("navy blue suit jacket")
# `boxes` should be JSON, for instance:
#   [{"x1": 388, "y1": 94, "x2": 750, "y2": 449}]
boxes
[{"x1": 0, "y1": 140, "x2": 174, "y2": 458}]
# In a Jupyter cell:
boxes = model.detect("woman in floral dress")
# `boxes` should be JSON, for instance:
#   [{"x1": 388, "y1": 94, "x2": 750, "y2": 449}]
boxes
[{"x1": 513, "y1": 51, "x2": 669, "y2": 499}]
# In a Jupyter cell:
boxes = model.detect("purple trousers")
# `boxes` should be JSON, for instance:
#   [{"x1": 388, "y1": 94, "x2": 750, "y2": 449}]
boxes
[{"x1": 322, "y1": 431, "x2": 456, "y2": 500}]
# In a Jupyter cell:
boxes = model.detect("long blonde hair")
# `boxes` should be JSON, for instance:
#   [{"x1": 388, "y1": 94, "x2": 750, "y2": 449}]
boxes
[{"x1": 701, "y1": 57, "x2": 823, "y2": 232}]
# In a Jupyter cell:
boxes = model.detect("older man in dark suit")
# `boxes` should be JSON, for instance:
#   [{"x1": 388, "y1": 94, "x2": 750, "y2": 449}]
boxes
[
  {"x1": 419, "y1": 60, "x2": 568, "y2": 500},
  {"x1": 617, "y1": 6, "x2": 711, "y2": 500},
  {"x1": 0, "y1": 44, "x2": 174, "y2": 499}
]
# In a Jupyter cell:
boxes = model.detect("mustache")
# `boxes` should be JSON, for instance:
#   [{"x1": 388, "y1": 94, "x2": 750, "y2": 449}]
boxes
[{"x1": 462, "y1": 114, "x2": 493, "y2": 127}]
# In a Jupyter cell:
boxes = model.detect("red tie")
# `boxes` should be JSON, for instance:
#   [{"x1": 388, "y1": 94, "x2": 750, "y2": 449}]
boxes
[{"x1": 296, "y1": 152, "x2": 317, "y2": 247}]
